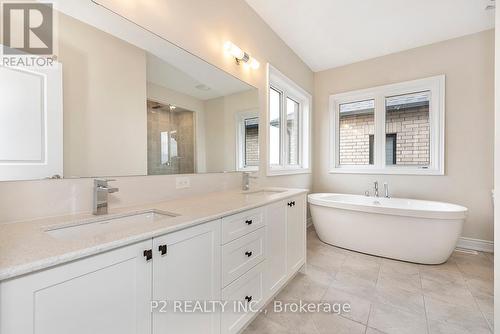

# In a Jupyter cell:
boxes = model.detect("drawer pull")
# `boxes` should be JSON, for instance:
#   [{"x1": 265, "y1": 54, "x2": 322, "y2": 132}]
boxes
[
  {"x1": 287, "y1": 201, "x2": 296, "y2": 207},
  {"x1": 245, "y1": 219, "x2": 253, "y2": 225},
  {"x1": 245, "y1": 295, "x2": 252, "y2": 303},
  {"x1": 158, "y1": 244, "x2": 167, "y2": 256},
  {"x1": 143, "y1": 249, "x2": 153, "y2": 261},
  {"x1": 245, "y1": 251, "x2": 253, "y2": 257}
]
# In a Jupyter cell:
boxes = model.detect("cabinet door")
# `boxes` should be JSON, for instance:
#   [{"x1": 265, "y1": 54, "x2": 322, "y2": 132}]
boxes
[
  {"x1": 286, "y1": 195, "x2": 306, "y2": 274},
  {"x1": 0, "y1": 240, "x2": 153, "y2": 334},
  {"x1": 152, "y1": 220, "x2": 221, "y2": 334},
  {"x1": 265, "y1": 200, "x2": 287, "y2": 297}
]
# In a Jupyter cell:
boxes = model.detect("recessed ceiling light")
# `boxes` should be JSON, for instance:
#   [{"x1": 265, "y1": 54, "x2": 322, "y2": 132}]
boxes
[{"x1": 196, "y1": 84, "x2": 211, "y2": 91}]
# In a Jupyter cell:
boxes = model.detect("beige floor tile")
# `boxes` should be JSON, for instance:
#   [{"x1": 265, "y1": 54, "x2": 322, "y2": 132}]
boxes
[
  {"x1": 368, "y1": 302, "x2": 428, "y2": 334},
  {"x1": 277, "y1": 265, "x2": 333, "y2": 302},
  {"x1": 376, "y1": 270, "x2": 422, "y2": 293},
  {"x1": 421, "y1": 275, "x2": 476, "y2": 308},
  {"x1": 262, "y1": 309, "x2": 320, "y2": 334},
  {"x1": 483, "y1": 252, "x2": 494, "y2": 264},
  {"x1": 313, "y1": 312, "x2": 366, "y2": 334},
  {"x1": 380, "y1": 258, "x2": 420, "y2": 275},
  {"x1": 245, "y1": 228, "x2": 493, "y2": 334},
  {"x1": 242, "y1": 314, "x2": 290, "y2": 334},
  {"x1": 473, "y1": 293, "x2": 494, "y2": 330},
  {"x1": 340, "y1": 254, "x2": 381, "y2": 283},
  {"x1": 374, "y1": 284, "x2": 425, "y2": 315},
  {"x1": 307, "y1": 243, "x2": 347, "y2": 274},
  {"x1": 366, "y1": 327, "x2": 388, "y2": 334},
  {"x1": 424, "y1": 296, "x2": 491, "y2": 334},
  {"x1": 330, "y1": 271, "x2": 377, "y2": 301},
  {"x1": 322, "y1": 285, "x2": 372, "y2": 325}
]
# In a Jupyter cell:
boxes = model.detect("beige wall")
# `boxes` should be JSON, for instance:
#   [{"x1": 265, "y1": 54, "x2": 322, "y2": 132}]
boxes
[
  {"x1": 204, "y1": 89, "x2": 260, "y2": 172},
  {"x1": 0, "y1": 0, "x2": 313, "y2": 222},
  {"x1": 59, "y1": 12, "x2": 147, "y2": 177},
  {"x1": 314, "y1": 30, "x2": 495, "y2": 241}
]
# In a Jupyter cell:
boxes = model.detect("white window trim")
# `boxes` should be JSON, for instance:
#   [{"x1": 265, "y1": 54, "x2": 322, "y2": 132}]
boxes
[
  {"x1": 235, "y1": 109, "x2": 259, "y2": 172},
  {"x1": 267, "y1": 64, "x2": 311, "y2": 176},
  {"x1": 329, "y1": 75, "x2": 445, "y2": 175}
]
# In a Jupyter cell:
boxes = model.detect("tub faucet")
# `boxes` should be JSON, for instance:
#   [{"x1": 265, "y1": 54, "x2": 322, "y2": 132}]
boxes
[
  {"x1": 384, "y1": 183, "x2": 390, "y2": 198},
  {"x1": 242, "y1": 172, "x2": 257, "y2": 191},
  {"x1": 374, "y1": 181, "x2": 379, "y2": 197},
  {"x1": 93, "y1": 179, "x2": 119, "y2": 215}
]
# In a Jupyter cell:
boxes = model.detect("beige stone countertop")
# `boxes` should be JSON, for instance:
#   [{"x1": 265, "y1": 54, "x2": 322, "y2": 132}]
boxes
[{"x1": 0, "y1": 187, "x2": 308, "y2": 281}]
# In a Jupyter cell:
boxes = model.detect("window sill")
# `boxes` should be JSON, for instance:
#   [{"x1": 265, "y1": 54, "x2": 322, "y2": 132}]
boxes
[
  {"x1": 328, "y1": 167, "x2": 444, "y2": 176},
  {"x1": 237, "y1": 166, "x2": 259, "y2": 172},
  {"x1": 267, "y1": 168, "x2": 311, "y2": 176}
]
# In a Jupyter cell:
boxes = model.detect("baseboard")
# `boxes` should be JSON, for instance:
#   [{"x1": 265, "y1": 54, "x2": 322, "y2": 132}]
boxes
[{"x1": 456, "y1": 237, "x2": 494, "y2": 253}]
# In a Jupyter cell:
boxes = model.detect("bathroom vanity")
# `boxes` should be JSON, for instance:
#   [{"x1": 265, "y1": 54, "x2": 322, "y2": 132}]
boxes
[{"x1": 0, "y1": 188, "x2": 307, "y2": 334}]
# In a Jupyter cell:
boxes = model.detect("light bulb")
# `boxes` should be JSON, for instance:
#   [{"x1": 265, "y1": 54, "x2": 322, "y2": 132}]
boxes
[
  {"x1": 224, "y1": 41, "x2": 244, "y2": 60},
  {"x1": 249, "y1": 57, "x2": 260, "y2": 70}
]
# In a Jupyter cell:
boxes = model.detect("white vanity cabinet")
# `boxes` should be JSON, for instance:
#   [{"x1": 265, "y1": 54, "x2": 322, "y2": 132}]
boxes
[
  {"x1": 286, "y1": 195, "x2": 307, "y2": 274},
  {"x1": 265, "y1": 194, "x2": 307, "y2": 298},
  {"x1": 0, "y1": 192, "x2": 307, "y2": 334},
  {"x1": 0, "y1": 239, "x2": 153, "y2": 334},
  {"x1": 152, "y1": 220, "x2": 221, "y2": 334}
]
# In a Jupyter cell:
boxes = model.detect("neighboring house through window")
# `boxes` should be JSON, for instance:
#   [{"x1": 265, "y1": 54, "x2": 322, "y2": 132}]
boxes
[{"x1": 330, "y1": 75, "x2": 445, "y2": 175}]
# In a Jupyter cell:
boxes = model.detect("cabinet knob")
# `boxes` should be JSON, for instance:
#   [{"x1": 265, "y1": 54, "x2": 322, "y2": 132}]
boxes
[
  {"x1": 245, "y1": 295, "x2": 252, "y2": 303},
  {"x1": 158, "y1": 244, "x2": 167, "y2": 256},
  {"x1": 143, "y1": 249, "x2": 153, "y2": 261},
  {"x1": 245, "y1": 251, "x2": 253, "y2": 257},
  {"x1": 245, "y1": 219, "x2": 253, "y2": 225}
]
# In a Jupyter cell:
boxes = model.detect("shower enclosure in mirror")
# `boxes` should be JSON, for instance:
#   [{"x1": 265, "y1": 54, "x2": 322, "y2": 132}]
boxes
[{"x1": 0, "y1": 0, "x2": 259, "y2": 181}]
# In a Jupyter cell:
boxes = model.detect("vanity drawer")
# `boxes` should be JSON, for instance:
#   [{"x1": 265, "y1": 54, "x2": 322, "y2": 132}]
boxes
[
  {"x1": 221, "y1": 261, "x2": 265, "y2": 334},
  {"x1": 222, "y1": 227, "x2": 266, "y2": 287},
  {"x1": 221, "y1": 207, "x2": 264, "y2": 244}
]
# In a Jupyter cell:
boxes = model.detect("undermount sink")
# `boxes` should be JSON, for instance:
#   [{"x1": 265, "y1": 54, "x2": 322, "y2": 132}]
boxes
[
  {"x1": 242, "y1": 189, "x2": 286, "y2": 196},
  {"x1": 45, "y1": 210, "x2": 179, "y2": 240}
]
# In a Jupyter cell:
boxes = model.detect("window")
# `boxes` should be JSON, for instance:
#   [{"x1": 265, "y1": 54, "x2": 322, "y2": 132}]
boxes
[
  {"x1": 330, "y1": 75, "x2": 444, "y2": 175},
  {"x1": 268, "y1": 65, "x2": 311, "y2": 175},
  {"x1": 236, "y1": 110, "x2": 259, "y2": 171}
]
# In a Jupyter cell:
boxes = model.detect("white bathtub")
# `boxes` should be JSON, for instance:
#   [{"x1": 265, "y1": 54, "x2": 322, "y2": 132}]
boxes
[{"x1": 308, "y1": 193, "x2": 468, "y2": 264}]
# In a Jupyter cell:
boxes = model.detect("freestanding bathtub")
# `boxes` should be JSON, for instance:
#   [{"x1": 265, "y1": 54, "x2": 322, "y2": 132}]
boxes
[{"x1": 308, "y1": 193, "x2": 468, "y2": 264}]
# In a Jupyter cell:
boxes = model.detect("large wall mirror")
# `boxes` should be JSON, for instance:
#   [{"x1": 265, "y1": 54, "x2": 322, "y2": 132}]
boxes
[{"x1": 0, "y1": 0, "x2": 259, "y2": 181}]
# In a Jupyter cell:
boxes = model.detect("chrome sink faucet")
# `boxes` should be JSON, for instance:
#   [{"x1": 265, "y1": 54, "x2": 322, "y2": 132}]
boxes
[
  {"x1": 93, "y1": 179, "x2": 119, "y2": 215},
  {"x1": 242, "y1": 172, "x2": 257, "y2": 191},
  {"x1": 384, "y1": 182, "x2": 390, "y2": 198}
]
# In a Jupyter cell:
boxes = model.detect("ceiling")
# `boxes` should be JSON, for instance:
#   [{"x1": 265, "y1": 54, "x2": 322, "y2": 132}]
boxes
[
  {"x1": 245, "y1": 0, "x2": 495, "y2": 71},
  {"x1": 54, "y1": 0, "x2": 254, "y2": 100}
]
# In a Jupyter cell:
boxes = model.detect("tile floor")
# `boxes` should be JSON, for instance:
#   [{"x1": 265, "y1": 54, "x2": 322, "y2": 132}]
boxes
[{"x1": 243, "y1": 227, "x2": 494, "y2": 334}]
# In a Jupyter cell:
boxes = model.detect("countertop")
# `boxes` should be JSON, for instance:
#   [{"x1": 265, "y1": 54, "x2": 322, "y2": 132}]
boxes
[{"x1": 0, "y1": 187, "x2": 308, "y2": 281}]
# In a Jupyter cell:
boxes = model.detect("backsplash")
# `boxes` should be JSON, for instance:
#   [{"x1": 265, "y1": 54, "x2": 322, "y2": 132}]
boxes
[{"x1": 0, "y1": 172, "x2": 244, "y2": 224}]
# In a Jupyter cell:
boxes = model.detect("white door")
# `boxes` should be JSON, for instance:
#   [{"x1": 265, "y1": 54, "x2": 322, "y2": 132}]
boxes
[
  {"x1": 152, "y1": 220, "x2": 221, "y2": 334},
  {"x1": 0, "y1": 240, "x2": 153, "y2": 334},
  {"x1": 0, "y1": 64, "x2": 63, "y2": 181},
  {"x1": 286, "y1": 195, "x2": 306, "y2": 274},
  {"x1": 265, "y1": 200, "x2": 287, "y2": 297}
]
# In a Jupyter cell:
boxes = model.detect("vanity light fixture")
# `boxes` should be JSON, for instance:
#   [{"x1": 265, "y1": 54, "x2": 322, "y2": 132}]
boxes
[{"x1": 224, "y1": 41, "x2": 260, "y2": 69}]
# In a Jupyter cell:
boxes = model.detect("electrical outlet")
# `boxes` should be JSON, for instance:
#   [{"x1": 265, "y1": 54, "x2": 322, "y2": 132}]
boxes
[{"x1": 176, "y1": 177, "x2": 190, "y2": 189}]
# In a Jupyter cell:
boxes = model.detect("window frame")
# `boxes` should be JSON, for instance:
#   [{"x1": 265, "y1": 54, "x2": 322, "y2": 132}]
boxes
[
  {"x1": 267, "y1": 64, "x2": 311, "y2": 176},
  {"x1": 235, "y1": 109, "x2": 260, "y2": 172},
  {"x1": 329, "y1": 75, "x2": 445, "y2": 175}
]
